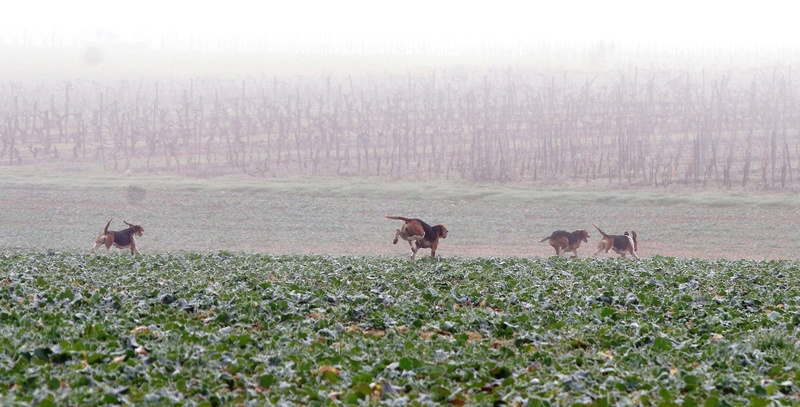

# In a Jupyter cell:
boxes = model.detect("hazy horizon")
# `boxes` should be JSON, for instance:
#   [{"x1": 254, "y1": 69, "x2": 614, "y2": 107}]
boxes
[{"x1": 3, "y1": 0, "x2": 799, "y2": 56}]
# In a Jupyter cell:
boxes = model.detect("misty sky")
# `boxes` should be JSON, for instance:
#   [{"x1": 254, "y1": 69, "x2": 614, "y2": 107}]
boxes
[{"x1": 1, "y1": 0, "x2": 797, "y2": 52}]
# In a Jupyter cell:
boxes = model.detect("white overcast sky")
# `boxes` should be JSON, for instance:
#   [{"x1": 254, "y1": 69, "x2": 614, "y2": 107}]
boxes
[{"x1": 1, "y1": 0, "x2": 797, "y2": 51}]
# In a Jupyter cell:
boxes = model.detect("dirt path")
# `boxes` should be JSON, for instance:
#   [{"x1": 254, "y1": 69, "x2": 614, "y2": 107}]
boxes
[{"x1": 2, "y1": 181, "x2": 799, "y2": 261}]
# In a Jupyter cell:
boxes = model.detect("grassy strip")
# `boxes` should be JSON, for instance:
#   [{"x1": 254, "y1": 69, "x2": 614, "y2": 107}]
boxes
[
  {"x1": 1, "y1": 253, "x2": 798, "y2": 405},
  {"x1": 2, "y1": 168, "x2": 795, "y2": 207}
]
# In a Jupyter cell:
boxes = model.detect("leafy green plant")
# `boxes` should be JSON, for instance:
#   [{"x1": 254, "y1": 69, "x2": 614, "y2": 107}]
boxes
[{"x1": 1, "y1": 253, "x2": 799, "y2": 405}]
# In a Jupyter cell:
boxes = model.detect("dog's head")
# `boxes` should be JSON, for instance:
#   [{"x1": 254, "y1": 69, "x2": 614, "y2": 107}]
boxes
[
  {"x1": 434, "y1": 224, "x2": 448, "y2": 239},
  {"x1": 124, "y1": 221, "x2": 145, "y2": 237},
  {"x1": 573, "y1": 230, "x2": 590, "y2": 243}
]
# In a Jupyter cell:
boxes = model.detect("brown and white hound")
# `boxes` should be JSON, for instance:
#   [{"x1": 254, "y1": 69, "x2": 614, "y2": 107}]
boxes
[
  {"x1": 385, "y1": 214, "x2": 448, "y2": 259},
  {"x1": 88, "y1": 218, "x2": 144, "y2": 255},
  {"x1": 592, "y1": 223, "x2": 639, "y2": 259},
  {"x1": 539, "y1": 229, "x2": 590, "y2": 258}
]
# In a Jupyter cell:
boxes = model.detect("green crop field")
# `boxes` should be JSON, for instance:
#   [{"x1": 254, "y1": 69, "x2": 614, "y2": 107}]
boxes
[
  {"x1": 1, "y1": 253, "x2": 799, "y2": 406},
  {"x1": 3, "y1": 170, "x2": 800, "y2": 405},
  {"x1": 3, "y1": 39, "x2": 800, "y2": 407}
]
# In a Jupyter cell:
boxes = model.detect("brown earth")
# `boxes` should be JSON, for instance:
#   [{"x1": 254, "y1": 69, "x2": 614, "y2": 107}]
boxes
[{"x1": 2, "y1": 178, "x2": 799, "y2": 260}]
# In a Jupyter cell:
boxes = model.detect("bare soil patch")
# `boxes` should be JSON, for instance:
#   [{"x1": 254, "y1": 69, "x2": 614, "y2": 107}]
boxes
[{"x1": 2, "y1": 175, "x2": 798, "y2": 260}]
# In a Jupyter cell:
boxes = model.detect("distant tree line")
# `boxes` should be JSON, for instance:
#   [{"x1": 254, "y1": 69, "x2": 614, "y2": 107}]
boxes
[{"x1": 1, "y1": 64, "x2": 798, "y2": 189}]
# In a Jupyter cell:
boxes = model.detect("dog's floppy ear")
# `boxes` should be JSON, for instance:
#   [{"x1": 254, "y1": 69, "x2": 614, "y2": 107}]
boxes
[{"x1": 124, "y1": 220, "x2": 133, "y2": 227}]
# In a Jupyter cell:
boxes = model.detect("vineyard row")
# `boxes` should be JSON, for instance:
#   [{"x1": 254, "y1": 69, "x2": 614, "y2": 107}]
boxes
[{"x1": 1, "y1": 64, "x2": 798, "y2": 188}]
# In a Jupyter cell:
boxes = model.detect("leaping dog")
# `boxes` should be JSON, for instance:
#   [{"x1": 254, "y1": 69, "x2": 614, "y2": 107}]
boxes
[
  {"x1": 539, "y1": 229, "x2": 590, "y2": 258},
  {"x1": 87, "y1": 218, "x2": 144, "y2": 256},
  {"x1": 385, "y1": 215, "x2": 448, "y2": 259},
  {"x1": 592, "y1": 223, "x2": 639, "y2": 259}
]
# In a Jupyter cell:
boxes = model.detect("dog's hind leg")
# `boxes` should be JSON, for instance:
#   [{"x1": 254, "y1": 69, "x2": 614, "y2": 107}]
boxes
[
  {"x1": 594, "y1": 240, "x2": 613, "y2": 257},
  {"x1": 87, "y1": 242, "x2": 102, "y2": 255},
  {"x1": 406, "y1": 238, "x2": 419, "y2": 259},
  {"x1": 410, "y1": 241, "x2": 419, "y2": 259},
  {"x1": 99, "y1": 234, "x2": 116, "y2": 255},
  {"x1": 88, "y1": 234, "x2": 107, "y2": 256},
  {"x1": 402, "y1": 234, "x2": 424, "y2": 246}
]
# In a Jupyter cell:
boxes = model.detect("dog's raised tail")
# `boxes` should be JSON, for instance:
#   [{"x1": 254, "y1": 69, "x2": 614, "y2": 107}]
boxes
[
  {"x1": 384, "y1": 214, "x2": 412, "y2": 222},
  {"x1": 592, "y1": 223, "x2": 609, "y2": 238},
  {"x1": 631, "y1": 230, "x2": 638, "y2": 251},
  {"x1": 538, "y1": 235, "x2": 552, "y2": 243},
  {"x1": 103, "y1": 218, "x2": 113, "y2": 235}
]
